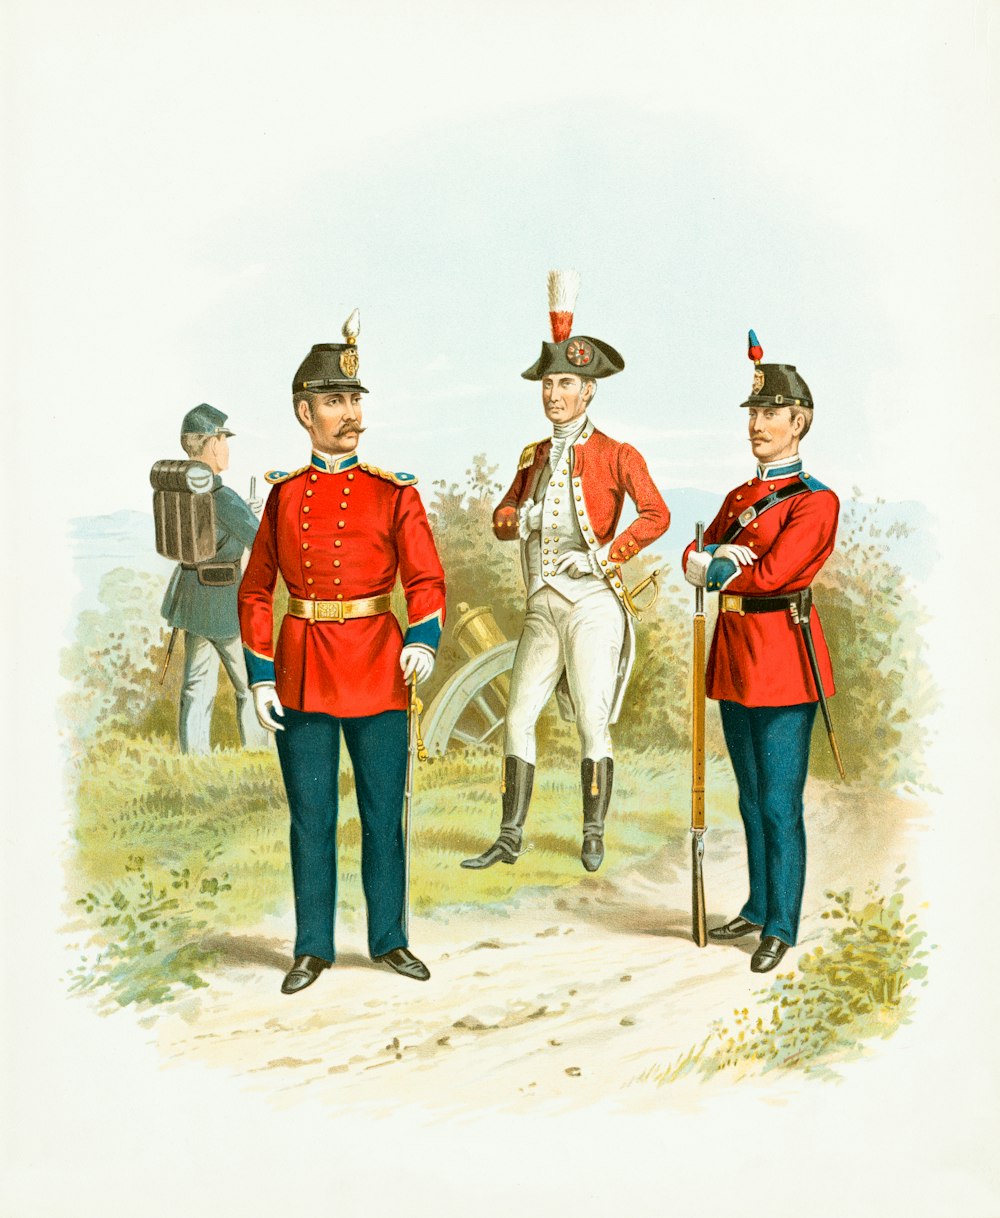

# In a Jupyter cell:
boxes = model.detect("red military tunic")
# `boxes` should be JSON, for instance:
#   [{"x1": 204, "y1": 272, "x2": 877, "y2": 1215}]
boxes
[
  {"x1": 682, "y1": 464, "x2": 839, "y2": 707},
  {"x1": 493, "y1": 423, "x2": 670, "y2": 609},
  {"x1": 239, "y1": 452, "x2": 446, "y2": 717}
]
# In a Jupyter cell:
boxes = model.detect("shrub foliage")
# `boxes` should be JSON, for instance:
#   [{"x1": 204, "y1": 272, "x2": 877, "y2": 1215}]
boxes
[{"x1": 646, "y1": 871, "x2": 931, "y2": 1084}]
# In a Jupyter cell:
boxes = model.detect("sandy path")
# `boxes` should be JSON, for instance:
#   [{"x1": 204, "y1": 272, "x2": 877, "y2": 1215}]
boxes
[{"x1": 151, "y1": 782, "x2": 922, "y2": 1114}]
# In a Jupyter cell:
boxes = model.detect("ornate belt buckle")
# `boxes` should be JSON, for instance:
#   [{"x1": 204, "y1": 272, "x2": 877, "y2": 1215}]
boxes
[
  {"x1": 315, "y1": 601, "x2": 343, "y2": 621},
  {"x1": 721, "y1": 594, "x2": 745, "y2": 616}
]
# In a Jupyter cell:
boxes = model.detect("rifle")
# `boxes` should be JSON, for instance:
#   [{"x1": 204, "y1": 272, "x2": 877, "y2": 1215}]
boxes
[{"x1": 691, "y1": 522, "x2": 708, "y2": 946}]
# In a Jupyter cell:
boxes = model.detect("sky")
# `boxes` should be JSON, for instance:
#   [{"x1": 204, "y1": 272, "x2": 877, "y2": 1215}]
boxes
[{"x1": 6, "y1": 1, "x2": 996, "y2": 520}]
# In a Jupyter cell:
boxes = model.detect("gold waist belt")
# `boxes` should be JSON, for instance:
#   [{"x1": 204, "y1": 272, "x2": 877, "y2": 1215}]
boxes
[{"x1": 286, "y1": 594, "x2": 392, "y2": 622}]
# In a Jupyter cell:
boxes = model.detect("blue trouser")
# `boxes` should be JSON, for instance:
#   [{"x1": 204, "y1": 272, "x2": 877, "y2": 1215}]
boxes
[
  {"x1": 274, "y1": 707, "x2": 408, "y2": 961},
  {"x1": 719, "y1": 700, "x2": 818, "y2": 946}
]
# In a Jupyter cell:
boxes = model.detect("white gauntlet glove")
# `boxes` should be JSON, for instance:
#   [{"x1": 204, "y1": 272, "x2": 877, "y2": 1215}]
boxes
[
  {"x1": 400, "y1": 645, "x2": 435, "y2": 685},
  {"x1": 713, "y1": 543, "x2": 758, "y2": 567},
  {"x1": 518, "y1": 499, "x2": 544, "y2": 540},
  {"x1": 684, "y1": 551, "x2": 711, "y2": 587},
  {"x1": 252, "y1": 683, "x2": 285, "y2": 732}
]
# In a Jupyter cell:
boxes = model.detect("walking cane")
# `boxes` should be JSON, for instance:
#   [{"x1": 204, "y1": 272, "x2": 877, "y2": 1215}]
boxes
[{"x1": 691, "y1": 523, "x2": 708, "y2": 947}]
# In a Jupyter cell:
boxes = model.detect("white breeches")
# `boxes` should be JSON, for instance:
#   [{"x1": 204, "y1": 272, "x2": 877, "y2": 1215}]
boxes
[{"x1": 503, "y1": 586, "x2": 625, "y2": 764}]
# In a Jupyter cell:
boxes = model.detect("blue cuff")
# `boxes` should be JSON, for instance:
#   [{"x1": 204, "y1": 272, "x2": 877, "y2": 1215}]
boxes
[
  {"x1": 404, "y1": 617, "x2": 442, "y2": 653},
  {"x1": 706, "y1": 557, "x2": 738, "y2": 591},
  {"x1": 704, "y1": 544, "x2": 719, "y2": 555},
  {"x1": 243, "y1": 646, "x2": 276, "y2": 686}
]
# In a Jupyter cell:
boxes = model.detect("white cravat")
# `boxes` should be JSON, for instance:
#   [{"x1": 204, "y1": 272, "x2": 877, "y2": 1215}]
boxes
[{"x1": 549, "y1": 416, "x2": 588, "y2": 471}]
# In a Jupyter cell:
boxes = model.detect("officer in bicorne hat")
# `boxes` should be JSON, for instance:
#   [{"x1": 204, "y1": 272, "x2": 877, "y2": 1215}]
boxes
[
  {"x1": 462, "y1": 271, "x2": 671, "y2": 874},
  {"x1": 160, "y1": 403, "x2": 269, "y2": 754},
  {"x1": 682, "y1": 331, "x2": 840, "y2": 973},
  {"x1": 238, "y1": 310, "x2": 447, "y2": 994}
]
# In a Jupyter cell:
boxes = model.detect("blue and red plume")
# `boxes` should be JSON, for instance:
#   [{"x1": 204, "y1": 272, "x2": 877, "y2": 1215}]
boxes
[{"x1": 747, "y1": 329, "x2": 764, "y2": 363}]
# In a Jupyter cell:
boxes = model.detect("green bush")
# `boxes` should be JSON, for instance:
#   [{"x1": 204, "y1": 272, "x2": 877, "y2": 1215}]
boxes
[
  {"x1": 645, "y1": 870, "x2": 931, "y2": 1084},
  {"x1": 68, "y1": 847, "x2": 233, "y2": 1007},
  {"x1": 812, "y1": 493, "x2": 936, "y2": 786}
]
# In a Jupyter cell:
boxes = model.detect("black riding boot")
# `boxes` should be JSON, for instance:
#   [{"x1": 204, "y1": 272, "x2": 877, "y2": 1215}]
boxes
[
  {"x1": 461, "y1": 756, "x2": 535, "y2": 869},
  {"x1": 581, "y1": 757, "x2": 614, "y2": 872}
]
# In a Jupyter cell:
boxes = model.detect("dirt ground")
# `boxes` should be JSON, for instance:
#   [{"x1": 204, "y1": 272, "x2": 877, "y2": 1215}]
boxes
[{"x1": 148, "y1": 781, "x2": 924, "y2": 1115}]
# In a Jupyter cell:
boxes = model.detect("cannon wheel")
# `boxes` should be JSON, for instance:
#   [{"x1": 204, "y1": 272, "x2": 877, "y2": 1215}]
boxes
[{"x1": 420, "y1": 641, "x2": 518, "y2": 755}]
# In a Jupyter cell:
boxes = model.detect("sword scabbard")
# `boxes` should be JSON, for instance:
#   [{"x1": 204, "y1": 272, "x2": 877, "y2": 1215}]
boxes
[{"x1": 795, "y1": 590, "x2": 847, "y2": 782}]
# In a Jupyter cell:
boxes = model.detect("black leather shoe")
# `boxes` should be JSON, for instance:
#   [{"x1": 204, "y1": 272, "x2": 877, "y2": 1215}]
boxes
[
  {"x1": 708, "y1": 916, "x2": 763, "y2": 942},
  {"x1": 751, "y1": 936, "x2": 790, "y2": 973},
  {"x1": 461, "y1": 839, "x2": 521, "y2": 869},
  {"x1": 375, "y1": 947, "x2": 430, "y2": 981},
  {"x1": 280, "y1": 954, "x2": 331, "y2": 994}
]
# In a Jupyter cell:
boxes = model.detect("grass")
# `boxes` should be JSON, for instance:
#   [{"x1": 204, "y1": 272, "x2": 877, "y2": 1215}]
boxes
[
  {"x1": 637, "y1": 871, "x2": 932, "y2": 1084},
  {"x1": 67, "y1": 726, "x2": 740, "y2": 1006}
]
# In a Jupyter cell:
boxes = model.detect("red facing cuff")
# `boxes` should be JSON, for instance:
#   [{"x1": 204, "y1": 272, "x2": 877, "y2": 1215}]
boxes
[
  {"x1": 607, "y1": 531, "x2": 642, "y2": 564},
  {"x1": 493, "y1": 505, "x2": 519, "y2": 540}
]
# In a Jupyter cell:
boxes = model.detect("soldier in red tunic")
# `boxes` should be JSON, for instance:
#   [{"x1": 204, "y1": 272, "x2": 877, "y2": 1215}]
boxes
[
  {"x1": 238, "y1": 311, "x2": 446, "y2": 994},
  {"x1": 462, "y1": 271, "x2": 670, "y2": 873},
  {"x1": 682, "y1": 332, "x2": 839, "y2": 973}
]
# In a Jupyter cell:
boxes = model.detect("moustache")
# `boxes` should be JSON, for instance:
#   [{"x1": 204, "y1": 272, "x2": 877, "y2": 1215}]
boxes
[{"x1": 337, "y1": 422, "x2": 366, "y2": 435}]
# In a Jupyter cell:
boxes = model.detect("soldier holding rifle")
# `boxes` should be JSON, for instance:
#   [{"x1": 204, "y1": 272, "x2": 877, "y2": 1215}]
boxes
[
  {"x1": 682, "y1": 333, "x2": 840, "y2": 974},
  {"x1": 238, "y1": 313, "x2": 446, "y2": 995}
]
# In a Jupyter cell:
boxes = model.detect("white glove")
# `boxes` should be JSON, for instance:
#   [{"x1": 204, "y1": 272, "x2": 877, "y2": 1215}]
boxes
[
  {"x1": 246, "y1": 496, "x2": 264, "y2": 515},
  {"x1": 400, "y1": 645, "x2": 435, "y2": 685},
  {"x1": 684, "y1": 551, "x2": 711, "y2": 587},
  {"x1": 555, "y1": 550, "x2": 601, "y2": 579},
  {"x1": 714, "y1": 543, "x2": 758, "y2": 567},
  {"x1": 518, "y1": 499, "x2": 544, "y2": 539},
  {"x1": 252, "y1": 683, "x2": 285, "y2": 732}
]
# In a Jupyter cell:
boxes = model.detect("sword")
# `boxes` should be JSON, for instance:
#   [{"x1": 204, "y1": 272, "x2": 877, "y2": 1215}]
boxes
[
  {"x1": 791, "y1": 587, "x2": 846, "y2": 781},
  {"x1": 690, "y1": 523, "x2": 708, "y2": 947},
  {"x1": 158, "y1": 626, "x2": 179, "y2": 685},
  {"x1": 403, "y1": 675, "x2": 427, "y2": 937}
]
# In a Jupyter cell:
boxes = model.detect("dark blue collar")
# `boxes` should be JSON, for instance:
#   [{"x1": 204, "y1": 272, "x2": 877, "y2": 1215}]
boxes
[
  {"x1": 311, "y1": 451, "x2": 360, "y2": 474},
  {"x1": 756, "y1": 456, "x2": 802, "y2": 479}
]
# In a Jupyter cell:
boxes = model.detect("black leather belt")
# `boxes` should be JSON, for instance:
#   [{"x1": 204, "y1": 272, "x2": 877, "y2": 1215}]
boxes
[
  {"x1": 719, "y1": 592, "x2": 800, "y2": 616},
  {"x1": 181, "y1": 560, "x2": 242, "y2": 587}
]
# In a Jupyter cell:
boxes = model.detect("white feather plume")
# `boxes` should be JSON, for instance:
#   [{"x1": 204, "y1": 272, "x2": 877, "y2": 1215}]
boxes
[
  {"x1": 342, "y1": 308, "x2": 361, "y2": 342},
  {"x1": 547, "y1": 269, "x2": 581, "y2": 313}
]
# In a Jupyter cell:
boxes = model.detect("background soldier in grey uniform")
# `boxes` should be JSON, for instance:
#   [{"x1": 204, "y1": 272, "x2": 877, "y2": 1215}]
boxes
[{"x1": 160, "y1": 403, "x2": 269, "y2": 754}]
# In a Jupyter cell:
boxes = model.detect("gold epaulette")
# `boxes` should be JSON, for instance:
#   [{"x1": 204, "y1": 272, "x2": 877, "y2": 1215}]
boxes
[
  {"x1": 359, "y1": 462, "x2": 418, "y2": 487},
  {"x1": 518, "y1": 439, "x2": 547, "y2": 470},
  {"x1": 264, "y1": 465, "x2": 310, "y2": 485}
]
